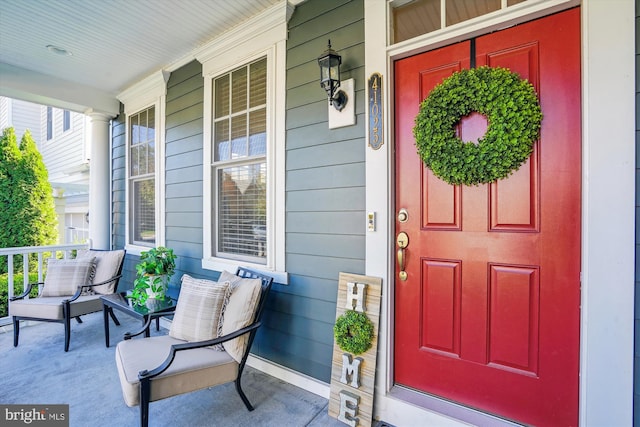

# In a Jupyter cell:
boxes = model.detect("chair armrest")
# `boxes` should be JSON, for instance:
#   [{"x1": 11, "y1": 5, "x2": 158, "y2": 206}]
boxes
[
  {"x1": 138, "y1": 321, "x2": 262, "y2": 381},
  {"x1": 82, "y1": 274, "x2": 123, "y2": 290},
  {"x1": 9, "y1": 282, "x2": 42, "y2": 301},
  {"x1": 64, "y1": 274, "x2": 124, "y2": 304}
]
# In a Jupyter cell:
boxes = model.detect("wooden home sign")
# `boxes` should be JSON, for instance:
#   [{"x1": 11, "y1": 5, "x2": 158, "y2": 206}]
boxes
[{"x1": 328, "y1": 272, "x2": 382, "y2": 427}]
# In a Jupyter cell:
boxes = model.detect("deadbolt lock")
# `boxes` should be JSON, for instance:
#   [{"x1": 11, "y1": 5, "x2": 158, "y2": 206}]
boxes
[{"x1": 397, "y1": 208, "x2": 408, "y2": 223}]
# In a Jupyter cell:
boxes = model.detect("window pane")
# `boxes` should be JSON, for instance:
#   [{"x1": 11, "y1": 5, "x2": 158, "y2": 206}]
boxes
[
  {"x1": 215, "y1": 75, "x2": 230, "y2": 118},
  {"x1": 212, "y1": 57, "x2": 268, "y2": 263},
  {"x1": 249, "y1": 58, "x2": 267, "y2": 108},
  {"x1": 392, "y1": 0, "x2": 440, "y2": 43},
  {"x1": 63, "y1": 110, "x2": 71, "y2": 131},
  {"x1": 132, "y1": 179, "x2": 155, "y2": 245},
  {"x1": 249, "y1": 109, "x2": 266, "y2": 156},
  {"x1": 148, "y1": 142, "x2": 155, "y2": 174},
  {"x1": 231, "y1": 114, "x2": 247, "y2": 159},
  {"x1": 46, "y1": 106, "x2": 53, "y2": 140},
  {"x1": 215, "y1": 120, "x2": 230, "y2": 161},
  {"x1": 131, "y1": 114, "x2": 140, "y2": 144},
  {"x1": 129, "y1": 105, "x2": 157, "y2": 247},
  {"x1": 147, "y1": 109, "x2": 155, "y2": 143},
  {"x1": 231, "y1": 67, "x2": 247, "y2": 114},
  {"x1": 217, "y1": 163, "x2": 266, "y2": 261},
  {"x1": 130, "y1": 145, "x2": 140, "y2": 176},
  {"x1": 446, "y1": 0, "x2": 500, "y2": 26}
]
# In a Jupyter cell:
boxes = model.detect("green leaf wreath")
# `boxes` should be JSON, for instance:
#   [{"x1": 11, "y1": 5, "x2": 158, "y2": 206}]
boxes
[
  {"x1": 334, "y1": 310, "x2": 375, "y2": 355},
  {"x1": 413, "y1": 66, "x2": 542, "y2": 186}
]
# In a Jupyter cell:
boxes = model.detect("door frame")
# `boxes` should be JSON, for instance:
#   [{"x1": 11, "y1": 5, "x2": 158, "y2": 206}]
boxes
[{"x1": 363, "y1": 1, "x2": 635, "y2": 426}]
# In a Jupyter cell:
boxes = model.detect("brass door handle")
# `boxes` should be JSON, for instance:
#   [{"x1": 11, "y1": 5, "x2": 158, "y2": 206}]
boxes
[
  {"x1": 397, "y1": 248, "x2": 405, "y2": 272},
  {"x1": 397, "y1": 232, "x2": 409, "y2": 281}
]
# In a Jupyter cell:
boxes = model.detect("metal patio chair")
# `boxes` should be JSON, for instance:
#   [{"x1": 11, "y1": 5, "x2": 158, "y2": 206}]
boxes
[
  {"x1": 115, "y1": 267, "x2": 273, "y2": 427},
  {"x1": 10, "y1": 249, "x2": 126, "y2": 352}
]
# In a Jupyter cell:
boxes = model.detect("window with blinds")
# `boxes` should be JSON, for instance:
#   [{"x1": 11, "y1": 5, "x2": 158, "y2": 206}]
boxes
[
  {"x1": 129, "y1": 106, "x2": 156, "y2": 246},
  {"x1": 212, "y1": 57, "x2": 267, "y2": 263}
]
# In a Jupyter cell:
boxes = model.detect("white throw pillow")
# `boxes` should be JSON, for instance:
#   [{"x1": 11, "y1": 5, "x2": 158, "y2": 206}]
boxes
[
  {"x1": 169, "y1": 274, "x2": 230, "y2": 342},
  {"x1": 218, "y1": 271, "x2": 263, "y2": 362},
  {"x1": 76, "y1": 249, "x2": 124, "y2": 294},
  {"x1": 41, "y1": 258, "x2": 96, "y2": 297}
]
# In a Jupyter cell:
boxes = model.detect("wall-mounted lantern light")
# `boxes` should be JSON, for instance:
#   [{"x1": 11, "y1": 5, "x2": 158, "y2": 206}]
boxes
[{"x1": 318, "y1": 40, "x2": 347, "y2": 111}]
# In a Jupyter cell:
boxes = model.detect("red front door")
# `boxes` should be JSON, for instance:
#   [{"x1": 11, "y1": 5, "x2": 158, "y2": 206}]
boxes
[{"x1": 394, "y1": 9, "x2": 581, "y2": 426}]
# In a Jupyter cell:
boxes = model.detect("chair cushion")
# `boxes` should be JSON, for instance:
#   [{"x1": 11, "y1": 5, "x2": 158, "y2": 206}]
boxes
[
  {"x1": 76, "y1": 249, "x2": 125, "y2": 294},
  {"x1": 40, "y1": 258, "x2": 96, "y2": 297},
  {"x1": 10, "y1": 294, "x2": 103, "y2": 320},
  {"x1": 169, "y1": 275, "x2": 230, "y2": 342},
  {"x1": 115, "y1": 335, "x2": 238, "y2": 407},
  {"x1": 218, "y1": 270, "x2": 262, "y2": 363}
]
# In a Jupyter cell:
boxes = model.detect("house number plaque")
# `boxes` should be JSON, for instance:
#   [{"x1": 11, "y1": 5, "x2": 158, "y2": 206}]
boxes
[{"x1": 368, "y1": 73, "x2": 383, "y2": 150}]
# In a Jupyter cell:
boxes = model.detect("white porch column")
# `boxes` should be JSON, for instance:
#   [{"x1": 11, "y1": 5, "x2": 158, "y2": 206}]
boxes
[
  {"x1": 87, "y1": 112, "x2": 112, "y2": 249},
  {"x1": 52, "y1": 187, "x2": 65, "y2": 244}
]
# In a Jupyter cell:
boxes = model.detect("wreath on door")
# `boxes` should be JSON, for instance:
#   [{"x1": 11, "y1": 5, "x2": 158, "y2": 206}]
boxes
[{"x1": 413, "y1": 66, "x2": 542, "y2": 186}]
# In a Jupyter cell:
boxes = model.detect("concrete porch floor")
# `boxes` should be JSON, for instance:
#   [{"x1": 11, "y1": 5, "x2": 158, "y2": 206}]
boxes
[{"x1": 0, "y1": 312, "x2": 348, "y2": 427}]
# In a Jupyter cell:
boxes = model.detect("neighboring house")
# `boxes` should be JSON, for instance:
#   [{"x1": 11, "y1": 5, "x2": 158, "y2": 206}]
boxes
[
  {"x1": 0, "y1": 1, "x2": 635, "y2": 426},
  {"x1": 0, "y1": 96, "x2": 90, "y2": 244}
]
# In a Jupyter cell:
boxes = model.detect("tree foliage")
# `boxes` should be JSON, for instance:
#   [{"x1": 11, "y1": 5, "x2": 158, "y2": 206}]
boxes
[{"x1": 0, "y1": 127, "x2": 58, "y2": 272}]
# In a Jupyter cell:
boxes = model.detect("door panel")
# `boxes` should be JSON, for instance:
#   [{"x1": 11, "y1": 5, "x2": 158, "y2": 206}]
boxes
[{"x1": 394, "y1": 9, "x2": 581, "y2": 427}]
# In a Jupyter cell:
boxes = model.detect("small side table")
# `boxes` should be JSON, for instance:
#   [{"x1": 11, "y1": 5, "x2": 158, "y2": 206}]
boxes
[{"x1": 101, "y1": 292, "x2": 176, "y2": 347}]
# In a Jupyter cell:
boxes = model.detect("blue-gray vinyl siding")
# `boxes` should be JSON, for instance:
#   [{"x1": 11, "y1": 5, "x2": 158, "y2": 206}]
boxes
[
  {"x1": 260, "y1": 0, "x2": 366, "y2": 382},
  {"x1": 110, "y1": 0, "x2": 365, "y2": 384},
  {"x1": 164, "y1": 60, "x2": 210, "y2": 280},
  {"x1": 634, "y1": 1, "x2": 640, "y2": 424}
]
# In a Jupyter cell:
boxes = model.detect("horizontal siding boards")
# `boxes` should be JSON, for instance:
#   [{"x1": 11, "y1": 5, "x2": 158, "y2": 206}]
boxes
[
  {"x1": 166, "y1": 133, "x2": 203, "y2": 157},
  {"x1": 286, "y1": 120, "x2": 364, "y2": 150},
  {"x1": 286, "y1": 253, "x2": 365, "y2": 281},
  {"x1": 164, "y1": 60, "x2": 206, "y2": 277},
  {"x1": 287, "y1": 187, "x2": 364, "y2": 211},
  {"x1": 111, "y1": 105, "x2": 131, "y2": 282},
  {"x1": 287, "y1": 163, "x2": 365, "y2": 191},
  {"x1": 287, "y1": 139, "x2": 364, "y2": 170},
  {"x1": 254, "y1": 328, "x2": 334, "y2": 380},
  {"x1": 287, "y1": 210, "x2": 362, "y2": 233},
  {"x1": 635, "y1": 1, "x2": 640, "y2": 423},
  {"x1": 251, "y1": 0, "x2": 365, "y2": 383},
  {"x1": 286, "y1": 233, "x2": 365, "y2": 260}
]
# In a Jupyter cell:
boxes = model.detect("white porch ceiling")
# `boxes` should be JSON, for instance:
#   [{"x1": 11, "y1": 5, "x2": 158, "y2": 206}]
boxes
[{"x1": 0, "y1": 0, "x2": 287, "y2": 115}]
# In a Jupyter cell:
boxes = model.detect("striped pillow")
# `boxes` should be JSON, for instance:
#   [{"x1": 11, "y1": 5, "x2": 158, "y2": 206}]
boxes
[
  {"x1": 169, "y1": 274, "x2": 230, "y2": 343},
  {"x1": 41, "y1": 258, "x2": 96, "y2": 297}
]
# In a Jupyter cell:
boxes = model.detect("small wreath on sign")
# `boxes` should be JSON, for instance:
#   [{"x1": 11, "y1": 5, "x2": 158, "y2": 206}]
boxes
[
  {"x1": 413, "y1": 66, "x2": 542, "y2": 186},
  {"x1": 334, "y1": 310, "x2": 375, "y2": 355}
]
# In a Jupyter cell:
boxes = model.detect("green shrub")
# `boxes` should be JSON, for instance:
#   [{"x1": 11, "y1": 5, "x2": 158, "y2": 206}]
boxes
[{"x1": 0, "y1": 128, "x2": 58, "y2": 273}]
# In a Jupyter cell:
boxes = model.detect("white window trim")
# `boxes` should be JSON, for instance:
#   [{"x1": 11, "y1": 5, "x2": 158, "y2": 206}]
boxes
[
  {"x1": 117, "y1": 71, "x2": 169, "y2": 256},
  {"x1": 198, "y1": 2, "x2": 289, "y2": 284}
]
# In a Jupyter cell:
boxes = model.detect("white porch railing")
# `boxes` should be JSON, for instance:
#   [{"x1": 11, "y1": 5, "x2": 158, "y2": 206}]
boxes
[{"x1": 0, "y1": 243, "x2": 90, "y2": 326}]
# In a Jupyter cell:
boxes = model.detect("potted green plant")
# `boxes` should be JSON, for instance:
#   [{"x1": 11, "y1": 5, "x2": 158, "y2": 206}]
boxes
[{"x1": 129, "y1": 246, "x2": 177, "y2": 305}]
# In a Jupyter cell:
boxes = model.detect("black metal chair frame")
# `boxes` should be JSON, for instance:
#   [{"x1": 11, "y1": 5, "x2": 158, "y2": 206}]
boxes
[
  {"x1": 130, "y1": 267, "x2": 273, "y2": 427},
  {"x1": 10, "y1": 249, "x2": 126, "y2": 352}
]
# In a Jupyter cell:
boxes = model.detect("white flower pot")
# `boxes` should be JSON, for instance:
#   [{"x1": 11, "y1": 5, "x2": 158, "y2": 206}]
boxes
[{"x1": 143, "y1": 274, "x2": 169, "y2": 299}]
